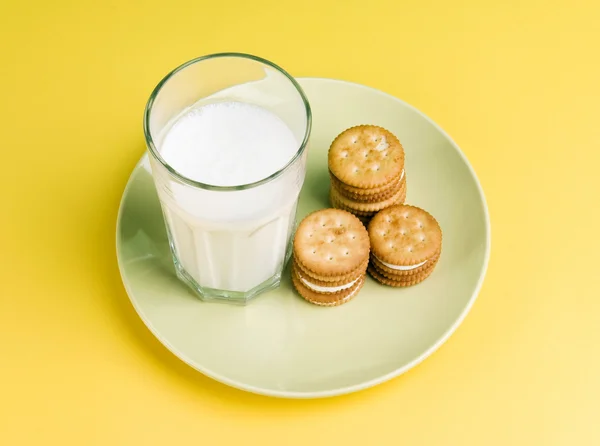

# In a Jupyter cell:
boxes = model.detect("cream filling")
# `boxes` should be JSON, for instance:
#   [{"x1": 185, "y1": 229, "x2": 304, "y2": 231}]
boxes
[
  {"x1": 340, "y1": 284, "x2": 360, "y2": 302},
  {"x1": 375, "y1": 255, "x2": 427, "y2": 271},
  {"x1": 300, "y1": 273, "x2": 360, "y2": 293},
  {"x1": 319, "y1": 283, "x2": 361, "y2": 307}
]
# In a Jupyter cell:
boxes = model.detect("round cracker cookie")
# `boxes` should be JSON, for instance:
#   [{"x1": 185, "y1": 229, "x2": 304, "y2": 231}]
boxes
[
  {"x1": 329, "y1": 190, "x2": 377, "y2": 217},
  {"x1": 329, "y1": 189, "x2": 404, "y2": 225},
  {"x1": 396, "y1": 185, "x2": 407, "y2": 207},
  {"x1": 371, "y1": 251, "x2": 440, "y2": 278},
  {"x1": 370, "y1": 252, "x2": 440, "y2": 279},
  {"x1": 330, "y1": 172, "x2": 403, "y2": 202},
  {"x1": 367, "y1": 264, "x2": 435, "y2": 287},
  {"x1": 328, "y1": 192, "x2": 377, "y2": 226},
  {"x1": 368, "y1": 204, "x2": 442, "y2": 266},
  {"x1": 329, "y1": 198, "x2": 377, "y2": 227},
  {"x1": 292, "y1": 259, "x2": 364, "y2": 293},
  {"x1": 330, "y1": 169, "x2": 405, "y2": 197},
  {"x1": 330, "y1": 178, "x2": 406, "y2": 213},
  {"x1": 293, "y1": 209, "x2": 370, "y2": 278},
  {"x1": 328, "y1": 125, "x2": 405, "y2": 188},
  {"x1": 294, "y1": 253, "x2": 369, "y2": 283},
  {"x1": 292, "y1": 271, "x2": 366, "y2": 306}
]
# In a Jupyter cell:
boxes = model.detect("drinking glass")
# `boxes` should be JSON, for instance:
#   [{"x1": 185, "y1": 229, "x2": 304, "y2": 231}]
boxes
[{"x1": 143, "y1": 53, "x2": 311, "y2": 304}]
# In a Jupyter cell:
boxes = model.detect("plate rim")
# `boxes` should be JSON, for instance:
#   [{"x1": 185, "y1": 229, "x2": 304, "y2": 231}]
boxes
[{"x1": 116, "y1": 77, "x2": 492, "y2": 399}]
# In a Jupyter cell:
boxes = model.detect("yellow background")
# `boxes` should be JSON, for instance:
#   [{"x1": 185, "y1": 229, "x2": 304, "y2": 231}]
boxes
[{"x1": 1, "y1": 0, "x2": 599, "y2": 444}]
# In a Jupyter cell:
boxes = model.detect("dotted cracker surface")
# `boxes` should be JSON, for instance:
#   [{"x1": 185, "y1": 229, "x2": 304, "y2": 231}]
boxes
[
  {"x1": 293, "y1": 209, "x2": 370, "y2": 277},
  {"x1": 328, "y1": 125, "x2": 405, "y2": 188},
  {"x1": 368, "y1": 204, "x2": 442, "y2": 266},
  {"x1": 292, "y1": 271, "x2": 365, "y2": 306}
]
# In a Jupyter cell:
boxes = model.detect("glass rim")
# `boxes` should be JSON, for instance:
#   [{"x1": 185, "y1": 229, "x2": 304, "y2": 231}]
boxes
[{"x1": 143, "y1": 52, "x2": 312, "y2": 191}]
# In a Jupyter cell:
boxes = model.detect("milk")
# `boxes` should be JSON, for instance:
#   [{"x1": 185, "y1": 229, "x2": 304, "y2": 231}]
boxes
[{"x1": 151, "y1": 100, "x2": 305, "y2": 296}]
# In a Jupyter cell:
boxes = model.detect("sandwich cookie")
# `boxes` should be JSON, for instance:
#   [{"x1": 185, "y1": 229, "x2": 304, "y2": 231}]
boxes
[
  {"x1": 291, "y1": 208, "x2": 370, "y2": 306},
  {"x1": 367, "y1": 204, "x2": 442, "y2": 287},
  {"x1": 328, "y1": 125, "x2": 406, "y2": 222}
]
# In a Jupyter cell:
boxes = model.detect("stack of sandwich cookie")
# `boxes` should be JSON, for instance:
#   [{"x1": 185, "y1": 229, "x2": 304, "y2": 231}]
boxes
[
  {"x1": 291, "y1": 209, "x2": 370, "y2": 306},
  {"x1": 367, "y1": 204, "x2": 442, "y2": 287},
  {"x1": 330, "y1": 177, "x2": 406, "y2": 224},
  {"x1": 328, "y1": 125, "x2": 406, "y2": 223}
]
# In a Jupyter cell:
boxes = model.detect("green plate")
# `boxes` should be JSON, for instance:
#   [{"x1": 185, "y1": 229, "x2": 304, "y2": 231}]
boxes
[{"x1": 116, "y1": 78, "x2": 491, "y2": 398}]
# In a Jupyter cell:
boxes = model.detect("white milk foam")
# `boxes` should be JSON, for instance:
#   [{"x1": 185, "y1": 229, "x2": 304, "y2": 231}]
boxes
[
  {"x1": 153, "y1": 101, "x2": 304, "y2": 293},
  {"x1": 161, "y1": 101, "x2": 297, "y2": 186}
]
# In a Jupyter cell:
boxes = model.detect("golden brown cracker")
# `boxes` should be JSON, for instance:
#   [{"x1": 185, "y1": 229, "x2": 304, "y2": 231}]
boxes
[
  {"x1": 370, "y1": 252, "x2": 440, "y2": 279},
  {"x1": 330, "y1": 168, "x2": 405, "y2": 197},
  {"x1": 330, "y1": 178, "x2": 406, "y2": 213},
  {"x1": 329, "y1": 196, "x2": 377, "y2": 227},
  {"x1": 294, "y1": 254, "x2": 369, "y2": 283},
  {"x1": 293, "y1": 209, "x2": 370, "y2": 278},
  {"x1": 328, "y1": 125, "x2": 405, "y2": 188},
  {"x1": 367, "y1": 264, "x2": 435, "y2": 287},
  {"x1": 330, "y1": 172, "x2": 403, "y2": 202},
  {"x1": 292, "y1": 270, "x2": 366, "y2": 306},
  {"x1": 368, "y1": 204, "x2": 442, "y2": 266},
  {"x1": 329, "y1": 190, "x2": 377, "y2": 217},
  {"x1": 292, "y1": 259, "x2": 364, "y2": 292}
]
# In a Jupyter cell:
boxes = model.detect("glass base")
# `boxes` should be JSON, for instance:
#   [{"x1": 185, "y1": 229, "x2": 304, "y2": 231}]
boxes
[{"x1": 170, "y1": 237, "x2": 294, "y2": 305}]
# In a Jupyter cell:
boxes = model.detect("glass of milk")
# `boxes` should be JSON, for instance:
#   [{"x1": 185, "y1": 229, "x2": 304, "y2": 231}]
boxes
[{"x1": 143, "y1": 53, "x2": 311, "y2": 304}]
